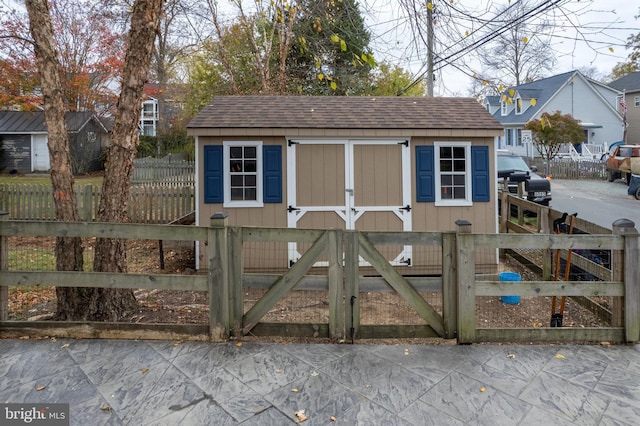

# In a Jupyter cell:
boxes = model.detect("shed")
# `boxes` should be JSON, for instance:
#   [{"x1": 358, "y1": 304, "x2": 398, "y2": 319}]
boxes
[
  {"x1": 188, "y1": 96, "x2": 503, "y2": 271},
  {"x1": 0, "y1": 111, "x2": 108, "y2": 174}
]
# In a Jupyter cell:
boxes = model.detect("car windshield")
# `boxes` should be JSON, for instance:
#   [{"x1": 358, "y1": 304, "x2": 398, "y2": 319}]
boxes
[{"x1": 498, "y1": 156, "x2": 529, "y2": 172}]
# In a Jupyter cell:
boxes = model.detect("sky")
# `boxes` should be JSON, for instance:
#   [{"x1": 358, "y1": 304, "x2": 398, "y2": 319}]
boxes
[{"x1": 362, "y1": 0, "x2": 640, "y2": 96}]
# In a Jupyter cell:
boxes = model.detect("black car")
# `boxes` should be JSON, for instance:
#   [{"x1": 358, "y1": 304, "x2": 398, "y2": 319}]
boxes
[{"x1": 497, "y1": 151, "x2": 551, "y2": 206}]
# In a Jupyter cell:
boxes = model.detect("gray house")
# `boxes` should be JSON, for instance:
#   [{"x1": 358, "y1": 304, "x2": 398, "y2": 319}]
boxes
[
  {"x1": 609, "y1": 72, "x2": 640, "y2": 144},
  {"x1": 485, "y1": 71, "x2": 624, "y2": 159},
  {"x1": 0, "y1": 111, "x2": 108, "y2": 174}
]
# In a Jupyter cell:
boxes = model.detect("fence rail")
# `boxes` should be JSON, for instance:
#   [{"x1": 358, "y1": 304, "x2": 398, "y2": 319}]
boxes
[
  {"x1": 1, "y1": 213, "x2": 638, "y2": 344},
  {"x1": 0, "y1": 183, "x2": 194, "y2": 223}
]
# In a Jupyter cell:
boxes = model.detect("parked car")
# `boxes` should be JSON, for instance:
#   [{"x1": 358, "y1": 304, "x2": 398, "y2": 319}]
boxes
[
  {"x1": 497, "y1": 150, "x2": 551, "y2": 206},
  {"x1": 605, "y1": 143, "x2": 640, "y2": 185}
]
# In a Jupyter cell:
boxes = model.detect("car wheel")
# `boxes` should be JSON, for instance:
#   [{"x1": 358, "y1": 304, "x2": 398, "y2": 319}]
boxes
[{"x1": 635, "y1": 186, "x2": 640, "y2": 201}]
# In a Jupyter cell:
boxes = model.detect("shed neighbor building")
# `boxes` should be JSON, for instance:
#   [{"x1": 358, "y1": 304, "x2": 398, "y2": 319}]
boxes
[{"x1": 188, "y1": 96, "x2": 503, "y2": 272}]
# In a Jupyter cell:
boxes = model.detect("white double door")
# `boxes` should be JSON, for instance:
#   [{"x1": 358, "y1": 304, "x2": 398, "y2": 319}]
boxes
[{"x1": 286, "y1": 139, "x2": 412, "y2": 265}]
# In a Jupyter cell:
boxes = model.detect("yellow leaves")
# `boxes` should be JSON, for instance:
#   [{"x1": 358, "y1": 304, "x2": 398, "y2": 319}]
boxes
[
  {"x1": 530, "y1": 98, "x2": 537, "y2": 107},
  {"x1": 523, "y1": 36, "x2": 529, "y2": 44},
  {"x1": 465, "y1": 30, "x2": 469, "y2": 37},
  {"x1": 502, "y1": 94, "x2": 507, "y2": 102},
  {"x1": 317, "y1": 73, "x2": 324, "y2": 81},
  {"x1": 517, "y1": 98, "x2": 522, "y2": 108},
  {"x1": 426, "y1": 2, "x2": 433, "y2": 10},
  {"x1": 509, "y1": 89, "x2": 515, "y2": 97},
  {"x1": 482, "y1": 81, "x2": 487, "y2": 86},
  {"x1": 479, "y1": 387, "x2": 486, "y2": 392},
  {"x1": 36, "y1": 385, "x2": 47, "y2": 391},
  {"x1": 555, "y1": 354, "x2": 566, "y2": 359},
  {"x1": 507, "y1": 97, "x2": 513, "y2": 104},
  {"x1": 141, "y1": 367, "x2": 149, "y2": 374},
  {"x1": 330, "y1": 81, "x2": 337, "y2": 90},
  {"x1": 330, "y1": 34, "x2": 339, "y2": 43},
  {"x1": 609, "y1": 47, "x2": 614, "y2": 53},
  {"x1": 235, "y1": 341, "x2": 243, "y2": 347},
  {"x1": 340, "y1": 39, "x2": 347, "y2": 52}
]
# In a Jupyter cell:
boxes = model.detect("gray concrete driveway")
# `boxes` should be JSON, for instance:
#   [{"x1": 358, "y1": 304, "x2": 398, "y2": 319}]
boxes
[{"x1": 1, "y1": 338, "x2": 640, "y2": 425}]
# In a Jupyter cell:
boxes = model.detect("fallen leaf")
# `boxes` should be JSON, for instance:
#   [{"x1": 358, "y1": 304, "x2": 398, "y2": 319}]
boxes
[
  {"x1": 600, "y1": 341, "x2": 611, "y2": 347},
  {"x1": 330, "y1": 416, "x2": 336, "y2": 422},
  {"x1": 50, "y1": 337, "x2": 57, "y2": 342},
  {"x1": 295, "y1": 409, "x2": 308, "y2": 423},
  {"x1": 36, "y1": 386, "x2": 46, "y2": 391},
  {"x1": 479, "y1": 387, "x2": 486, "y2": 392},
  {"x1": 555, "y1": 354, "x2": 565, "y2": 359},
  {"x1": 141, "y1": 367, "x2": 149, "y2": 374},
  {"x1": 61, "y1": 343, "x2": 70, "y2": 349},
  {"x1": 100, "y1": 406, "x2": 112, "y2": 412},
  {"x1": 310, "y1": 371, "x2": 319, "y2": 377},
  {"x1": 276, "y1": 369, "x2": 282, "y2": 373},
  {"x1": 236, "y1": 342, "x2": 243, "y2": 347},
  {"x1": 507, "y1": 354, "x2": 516, "y2": 359},
  {"x1": 172, "y1": 341, "x2": 181, "y2": 347},
  {"x1": 291, "y1": 388, "x2": 299, "y2": 393}
]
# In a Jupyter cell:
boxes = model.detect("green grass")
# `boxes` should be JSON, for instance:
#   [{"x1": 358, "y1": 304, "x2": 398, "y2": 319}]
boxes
[{"x1": 0, "y1": 174, "x2": 103, "y2": 187}]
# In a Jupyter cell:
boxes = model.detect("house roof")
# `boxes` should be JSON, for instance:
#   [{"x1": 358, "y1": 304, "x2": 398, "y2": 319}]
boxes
[
  {"x1": 188, "y1": 96, "x2": 503, "y2": 133},
  {"x1": 0, "y1": 110, "x2": 107, "y2": 134},
  {"x1": 493, "y1": 71, "x2": 577, "y2": 125},
  {"x1": 609, "y1": 72, "x2": 640, "y2": 93}
]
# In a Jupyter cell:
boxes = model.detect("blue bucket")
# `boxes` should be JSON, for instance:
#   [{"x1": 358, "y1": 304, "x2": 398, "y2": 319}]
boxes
[{"x1": 499, "y1": 272, "x2": 521, "y2": 304}]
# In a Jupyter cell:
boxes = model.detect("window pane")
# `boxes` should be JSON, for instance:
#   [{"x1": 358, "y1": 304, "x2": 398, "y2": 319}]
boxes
[
  {"x1": 231, "y1": 175, "x2": 243, "y2": 186},
  {"x1": 442, "y1": 175, "x2": 452, "y2": 185},
  {"x1": 245, "y1": 188, "x2": 257, "y2": 200},
  {"x1": 453, "y1": 159, "x2": 465, "y2": 172},
  {"x1": 441, "y1": 187, "x2": 452, "y2": 199},
  {"x1": 231, "y1": 188, "x2": 243, "y2": 200},
  {"x1": 245, "y1": 160, "x2": 257, "y2": 172},
  {"x1": 230, "y1": 160, "x2": 242, "y2": 172},
  {"x1": 244, "y1": 175, "x2": 256, "y2": 186},
  {"x1": 244, "y1": 146, "x2": 257, "y2": 158},
  {"x1": 453, "y1": 187, "x2": 466, "y2": 198},
  {"x1": 440, "y1": 146, "x2": 452, "y2": 158},
  {"x1": 453, "y1": 175, "x2": 465, "y2": 185},
  {"x1": 453, "y1": 146, "x2": 465, "y2": 158},
  {"x1": 230, "y1": 147, "x2": 242, "y2": 158},
  {"x1": 440, "y1": 160, "x2": 452, "y2": 172}
]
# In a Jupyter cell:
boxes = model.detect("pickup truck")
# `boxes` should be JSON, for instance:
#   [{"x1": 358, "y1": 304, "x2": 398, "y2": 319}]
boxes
[{"x1": 605, "y1": 144, "x2": 640, "y2": 185}]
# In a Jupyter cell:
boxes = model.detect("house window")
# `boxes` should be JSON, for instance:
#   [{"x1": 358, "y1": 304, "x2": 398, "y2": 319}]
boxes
[
  {"x1": 434, "y1": 142, "x2": 472, "y2": 206},
  {"x1": 515, "y1": 97, "x2": 523, "y2": 115},
  {"x1": 501, "y1": 100, "x2": 507, "y2": 116},
  {"x1": 635, "y1": 96, "x2": 640, "y2": 108},
  {"x1": 516, "y1": 128, "x2": 523, "y2": 146},
  {"x1": 506, "y1": 129, "x2": 513, "y2": 146},
  {"x1": 225, "y1": 142, "x2": 262, "y2": 206}
]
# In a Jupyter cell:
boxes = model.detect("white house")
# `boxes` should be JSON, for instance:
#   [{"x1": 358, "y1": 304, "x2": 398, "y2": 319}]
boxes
[{"x1": 485, "y1": 71, "x2": 625, "y2": 159}]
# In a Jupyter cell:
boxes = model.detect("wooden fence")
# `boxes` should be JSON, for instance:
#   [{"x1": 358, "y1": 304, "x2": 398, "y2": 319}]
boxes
[
  {"x1": 1, "y1": 211, "x2": 638, "y2": 344},
  {"x1": 131, "y1": 157, "x2": 195, "y2": 185},
  {"x1": 528, "y1": 158, "x2": 607, "y2": 180},
  {"x1": 0, "y1": 183, "x2": 194, "y2": 224}
]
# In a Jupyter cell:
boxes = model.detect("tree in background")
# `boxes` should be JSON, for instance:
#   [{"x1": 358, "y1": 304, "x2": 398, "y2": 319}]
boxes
[
  {"x1": 25, "y1": 0, "x2": 164, "y2": 320},
  {"x1": 609, "y1": 8, "x2": 640, "y2": 81},
  {"x1": 1, "y1": 0, "x2": 125, "y2": 115},
  {"x1": 288, "y1": 0, "x2": 375, "y2": 95},
  {"x1": 370, "y1": 63, "x2": 425, "y2": 96},
  {"x1": 525, "y1": 111, "x2": 584, "y2": 176}
]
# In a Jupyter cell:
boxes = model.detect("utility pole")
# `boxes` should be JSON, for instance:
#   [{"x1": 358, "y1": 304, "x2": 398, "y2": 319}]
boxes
[{"x1": 426, "y1": 1, "x2": 434, "y2": 97}]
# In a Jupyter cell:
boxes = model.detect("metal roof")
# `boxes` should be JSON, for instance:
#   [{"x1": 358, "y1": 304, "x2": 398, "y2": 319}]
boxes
[{"x1": 0, "y1": 111, "x2": 106, "y2": 134}]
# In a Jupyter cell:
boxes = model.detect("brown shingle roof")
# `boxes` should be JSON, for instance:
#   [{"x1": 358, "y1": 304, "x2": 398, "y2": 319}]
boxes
[{"x1": 188, "y1": 96, "x2": 503, "y2": 131}]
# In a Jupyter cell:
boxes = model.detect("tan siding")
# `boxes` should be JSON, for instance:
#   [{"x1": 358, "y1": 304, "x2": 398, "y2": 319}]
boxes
[
  {"x1": 354, "y1": 144, "x2": 402, "y2": 206},
  {"x1": 297, "y1": 144, "x2": 344, "y2": 206}
]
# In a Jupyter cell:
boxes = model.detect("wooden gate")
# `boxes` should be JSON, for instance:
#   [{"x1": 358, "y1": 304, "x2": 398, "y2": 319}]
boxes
[{"x1": 234, "y1": 226, "x2": 451, "y2": 340}]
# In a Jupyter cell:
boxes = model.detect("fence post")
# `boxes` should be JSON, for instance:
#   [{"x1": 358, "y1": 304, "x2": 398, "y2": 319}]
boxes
[
  {"x1": 442, "y1": 231, "x2": 457, "y2": 339},
  {"x1": 455, "y1": 219, "x2": 475, "y2": 344},
  {"x1": 344, "y1": 231, "x2": 359, "y2": 343},
  {"x1": 612, "y1": 219, "x2": 640, "y2": 342},
  {"x1": 327, "y1": 229, "x2": 344, "y2": 340},
  {"x1": 228, "y1": 226, "x2": 243, "y2": 337},
  {"x1": 209, "y1": 212, "x2": 230, "y2": 341},
  {"x1": 0, "y1": 211, "x2": 8, "y2": 321}
]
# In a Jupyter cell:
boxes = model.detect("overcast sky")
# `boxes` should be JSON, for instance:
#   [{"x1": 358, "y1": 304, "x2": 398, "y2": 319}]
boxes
[{"x1": 363, "y1": 0, "x2": 639, "y2": 95}]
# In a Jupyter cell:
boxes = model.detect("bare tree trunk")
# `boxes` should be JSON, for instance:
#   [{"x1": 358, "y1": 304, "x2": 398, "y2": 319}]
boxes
[
  {"x1": 25, "y1": 0, "x2": 86, "y2": 320},
  {"x1": 91, "y1": 0, "x2": 164, "y2": 321}
]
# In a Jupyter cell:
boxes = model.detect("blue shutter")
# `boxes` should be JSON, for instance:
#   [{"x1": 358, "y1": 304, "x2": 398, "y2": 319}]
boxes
[
  {"x1": 263, "y1": 145, "x2": 282, "y2": 203},
  {"x1": 415, "y1": 146, "x2": 435, "y2": 202},
  {"x1": 203, "y1": 145, "x2": 223, "y2": 203},
  {"x1": 471, "y1": 146, "x2": 490, "y2": 202}
]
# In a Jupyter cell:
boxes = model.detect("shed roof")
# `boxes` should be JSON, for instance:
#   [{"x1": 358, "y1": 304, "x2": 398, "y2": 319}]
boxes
[
  {"x1": 188, "y1": 96, "x2": 503, "y2": 134},
  {"x1": 0, "y1": 110, "x2": 106, "y2": 133}
]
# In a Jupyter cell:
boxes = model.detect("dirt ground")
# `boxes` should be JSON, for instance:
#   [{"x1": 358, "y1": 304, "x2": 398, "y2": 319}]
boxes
[{"x1": 7, "y1": 238, "x2": 610, "y2": 338}]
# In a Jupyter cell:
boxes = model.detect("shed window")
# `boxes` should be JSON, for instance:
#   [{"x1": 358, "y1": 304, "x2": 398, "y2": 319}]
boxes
[{"x1": 204, "y1": 142, "x2": 282, "y2": 206}]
